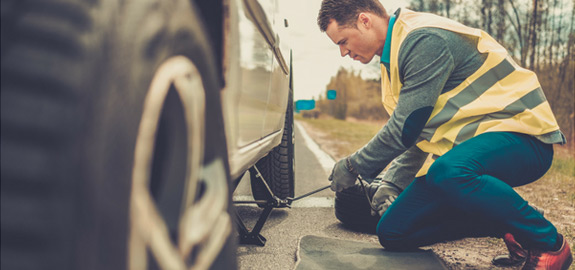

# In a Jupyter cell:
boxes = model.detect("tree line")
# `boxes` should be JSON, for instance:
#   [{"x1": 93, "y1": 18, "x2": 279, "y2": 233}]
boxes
[{"x1": 315, "y1": 0, "x2": 574, "y2": 145}]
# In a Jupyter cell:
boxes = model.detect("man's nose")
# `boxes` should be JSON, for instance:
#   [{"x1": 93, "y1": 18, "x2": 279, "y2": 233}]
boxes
[{"x1": 339, "y1": 45, "x2": 349, "y2": 57}]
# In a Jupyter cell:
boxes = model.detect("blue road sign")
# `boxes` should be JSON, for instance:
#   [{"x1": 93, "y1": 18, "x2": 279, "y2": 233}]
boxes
[
  {"x1": 327, "y1": 90, "x2": 337, "y2": 100},
  {"x1": 295, "y1": 100, "x2": 316, "y2": 111}
]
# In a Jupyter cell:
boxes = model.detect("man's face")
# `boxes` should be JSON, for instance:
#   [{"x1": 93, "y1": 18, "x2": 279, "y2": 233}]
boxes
[{"x1": 325, "y1": 15, "x2": 380, "y2": 64}]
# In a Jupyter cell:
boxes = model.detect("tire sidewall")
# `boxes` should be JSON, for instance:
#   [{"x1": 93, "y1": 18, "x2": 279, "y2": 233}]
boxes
[{"x1": 76, "y1": 0, "x2": 233, "y2": 268}]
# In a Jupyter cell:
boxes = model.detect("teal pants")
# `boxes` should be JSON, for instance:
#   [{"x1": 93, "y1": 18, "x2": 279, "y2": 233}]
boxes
[{"x1": 377, "y1": 132, "x2": 557, "y2": 251}]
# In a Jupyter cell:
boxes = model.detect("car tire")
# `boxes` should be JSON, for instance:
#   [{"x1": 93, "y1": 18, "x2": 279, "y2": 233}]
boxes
[
  {"x1": 1, "y1": 0, "x2": 236, "y2": 269},
  {"x1": 250, "y1": 88, "x2": 295, "y2": 202},
  {"x1": 334, "y1": 181, "x2": 381, "y2": 234}
]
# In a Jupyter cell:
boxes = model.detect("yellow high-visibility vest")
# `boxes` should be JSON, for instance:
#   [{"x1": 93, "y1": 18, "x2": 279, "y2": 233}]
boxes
[{"x1": 381, "y1": 9, "x2": 561, "y2": 177}]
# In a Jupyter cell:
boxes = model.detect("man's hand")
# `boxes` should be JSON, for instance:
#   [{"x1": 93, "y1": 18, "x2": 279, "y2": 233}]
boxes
[
  {"x1": 371, "y1": 181, "x2": 402, "y2": 216},
  {"x1": 329, "y1": 157, "x2": 359, "y2": 192}
]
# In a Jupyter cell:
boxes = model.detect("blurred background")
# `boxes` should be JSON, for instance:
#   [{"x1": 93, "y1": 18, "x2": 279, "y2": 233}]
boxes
[{"x1": 286, "y1": 0, "x2": 575, "y2": 147}]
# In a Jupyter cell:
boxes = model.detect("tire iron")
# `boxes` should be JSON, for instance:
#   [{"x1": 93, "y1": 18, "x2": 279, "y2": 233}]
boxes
[{"x1": 286, "y1": 184, "x2": 331, "y2": 204}]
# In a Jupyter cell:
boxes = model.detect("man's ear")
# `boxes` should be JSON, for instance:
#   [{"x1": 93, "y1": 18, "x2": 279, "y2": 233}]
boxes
[{"x1": 358, "y1": 13, "x2": 371, "y2": 29}]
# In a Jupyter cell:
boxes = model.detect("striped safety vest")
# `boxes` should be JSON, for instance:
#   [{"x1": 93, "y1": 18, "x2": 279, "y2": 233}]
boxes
[{"x1": 381, "y1": 9, "x2": 561, "y2": 177}]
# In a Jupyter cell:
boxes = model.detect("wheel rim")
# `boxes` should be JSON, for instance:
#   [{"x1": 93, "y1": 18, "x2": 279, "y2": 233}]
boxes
[{"x1": 129, "y1": 56, "x2": 231, "y2": 270}]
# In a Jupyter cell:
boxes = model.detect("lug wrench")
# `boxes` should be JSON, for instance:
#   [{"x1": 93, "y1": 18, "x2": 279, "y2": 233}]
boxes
[{"x1": 286, "y1": 184, "x2": 331, "y2": 204}]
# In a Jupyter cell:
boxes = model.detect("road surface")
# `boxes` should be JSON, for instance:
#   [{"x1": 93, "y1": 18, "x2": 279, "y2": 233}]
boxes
[{"x1": 233, "y1": 121, "x2": 381, "y2": 270}]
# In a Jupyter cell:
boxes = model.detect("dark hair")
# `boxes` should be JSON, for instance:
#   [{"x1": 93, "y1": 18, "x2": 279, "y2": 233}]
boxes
[{"x1": 317, "y1": 0, "x2": 387, "y2": 32}]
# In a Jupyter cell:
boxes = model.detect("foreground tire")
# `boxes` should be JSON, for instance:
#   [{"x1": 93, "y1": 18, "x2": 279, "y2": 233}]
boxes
[
  {"x1": 1, "y1": 1, "x2": 236, "y2": 269},
  {"x1": 334, "y1": 181, "x2": 381, "y2": 233},
  {"x1": 251, "y1": 88, "x2": 295, "y2": 201}
]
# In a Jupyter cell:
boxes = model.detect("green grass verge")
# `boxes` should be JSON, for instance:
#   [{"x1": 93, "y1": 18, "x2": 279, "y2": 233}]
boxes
[
  {"x1": 545, "y1": 153, "x2": 575, "y2": 205},
  {"x1": 296, "y1": 115, "x2": 382, "y2": 158},
  {"x1": 550, "y1": 153, "x2": 575, "y2": 177}
]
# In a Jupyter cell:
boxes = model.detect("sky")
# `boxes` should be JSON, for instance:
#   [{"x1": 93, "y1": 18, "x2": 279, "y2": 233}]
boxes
[{"x1": 279, "y1": 0, "x2": 409, "y2": 101}]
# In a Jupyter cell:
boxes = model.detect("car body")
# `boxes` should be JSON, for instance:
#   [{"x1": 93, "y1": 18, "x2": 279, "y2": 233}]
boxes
[{"x1": 220, "y1": 0, "x2": 293, "y2": 181}]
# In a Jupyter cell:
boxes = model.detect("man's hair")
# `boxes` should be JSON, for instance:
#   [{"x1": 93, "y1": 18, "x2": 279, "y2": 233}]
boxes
[{"x1": 317, "y1": 0, "x2": 387, "y2": 32}]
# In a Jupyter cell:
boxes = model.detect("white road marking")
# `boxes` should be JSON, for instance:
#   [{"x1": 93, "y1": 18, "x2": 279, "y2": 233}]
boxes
[
  {"x1": 292, "y1": 197, "x2": 334, "y2": 208},
  {"x1": 295, "y1": 121, "x2": 335, "y2": 175},
  {"x1": 233, "y1": 196, "x2": 335, "y2": 208}
]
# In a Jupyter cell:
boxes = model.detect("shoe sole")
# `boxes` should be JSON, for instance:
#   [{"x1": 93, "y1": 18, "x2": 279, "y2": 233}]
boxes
[{"x1": 561, "y1": 254, "x2": 572, "y2": 270}]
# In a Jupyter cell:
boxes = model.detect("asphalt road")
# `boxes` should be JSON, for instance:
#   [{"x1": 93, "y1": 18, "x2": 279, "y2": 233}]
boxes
[{"x1": 233, "y1": 122, "x2": 381, "y2": 270}]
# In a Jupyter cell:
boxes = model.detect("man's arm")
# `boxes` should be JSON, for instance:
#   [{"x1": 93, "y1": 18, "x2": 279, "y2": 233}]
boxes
[
  {"x1": 382, "y1": 145, "x2": 428, "y2": 190},
  {"x1": 348, "y1": 30, "x2": 455, "y2": 180}
]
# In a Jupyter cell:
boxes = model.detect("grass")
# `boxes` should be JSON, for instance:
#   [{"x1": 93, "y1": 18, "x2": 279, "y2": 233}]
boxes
[
  {"x1": 538, "y1": 145, "x2": 575, "y2": 206},
  {"x1": 550, "y1": 152, "x2": 575, "y2": 177},
  {"x1": 296, "y1": 115, "x2": 382, "y2": 159}
]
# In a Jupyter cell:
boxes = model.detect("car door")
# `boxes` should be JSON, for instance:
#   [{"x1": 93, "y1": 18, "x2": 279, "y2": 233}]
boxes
[{"x1": 236, "y1": 0, "x2": 274, "y2": 147}]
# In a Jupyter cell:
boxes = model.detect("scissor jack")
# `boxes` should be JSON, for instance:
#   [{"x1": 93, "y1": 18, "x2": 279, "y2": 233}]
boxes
[{"x1": 233, "y1": 165, "x2": 330, "y2": 246}]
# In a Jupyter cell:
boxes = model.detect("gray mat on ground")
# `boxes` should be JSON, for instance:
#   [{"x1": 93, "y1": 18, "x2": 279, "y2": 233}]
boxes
[{"x1": 295, "y1": 235, "x2": 447, "y2": 270}]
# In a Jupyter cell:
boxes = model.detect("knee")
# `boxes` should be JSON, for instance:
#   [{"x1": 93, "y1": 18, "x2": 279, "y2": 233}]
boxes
[
  {"x1": 378, "y1": 233, "x2": 402, "y2": 250},
  {"x1": 377, "y1": 232, "x2": 418, "y2": 251},
  {"x1": 377, "y1": 221, "x2": 413, "y2": 251}
]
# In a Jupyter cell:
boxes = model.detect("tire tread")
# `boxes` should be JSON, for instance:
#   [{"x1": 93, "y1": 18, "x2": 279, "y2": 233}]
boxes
[{"x1": 1, "y1": 1, "x2": 93, "y2": 269}]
